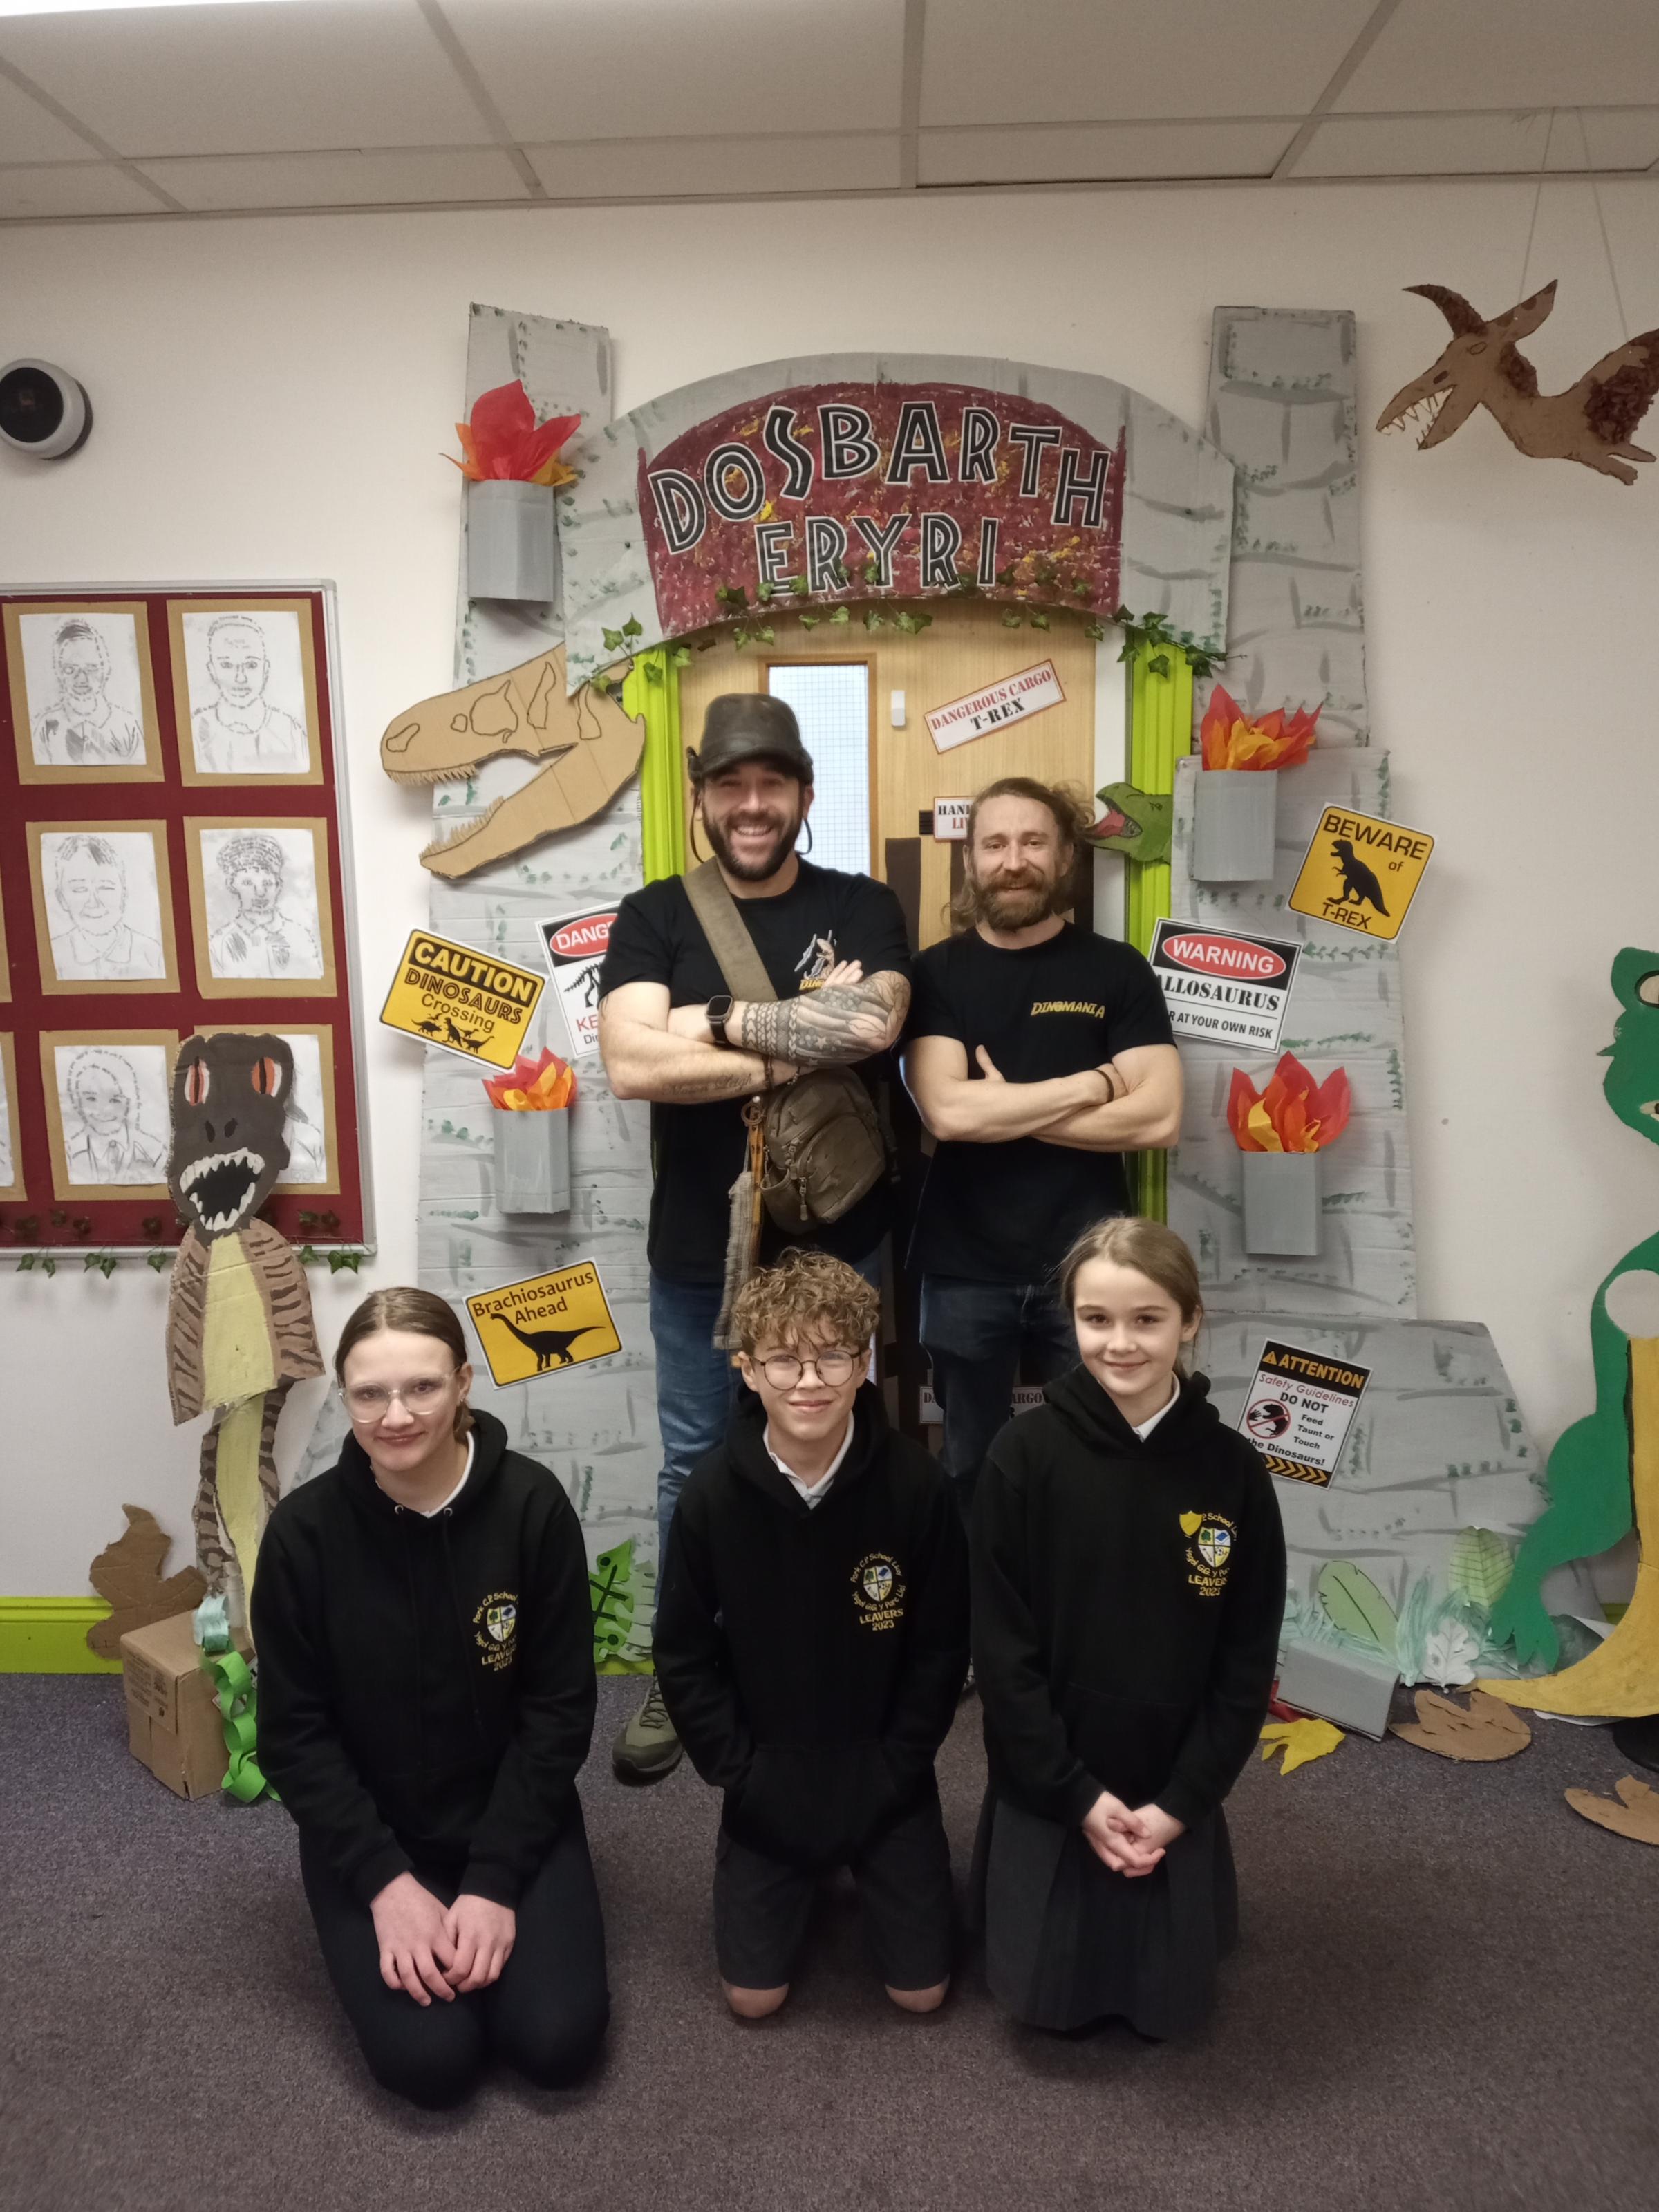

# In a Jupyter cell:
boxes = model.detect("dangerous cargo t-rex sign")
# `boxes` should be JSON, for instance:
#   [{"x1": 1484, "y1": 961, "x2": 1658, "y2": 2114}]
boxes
[{"x1": 554, "y1": 351, "x2": 1236, "y2": 688}]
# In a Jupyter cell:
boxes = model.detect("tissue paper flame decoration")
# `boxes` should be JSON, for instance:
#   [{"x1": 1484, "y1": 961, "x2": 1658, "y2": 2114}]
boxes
[
  {"x1": 450, "y1": 382, "x2": 581, "y2": 487},
  {"x1": 485, "y1": 1048, "x2": 577, "y2": 1113},
  {"x1": 1200, "y1": 685, "x2": 1320, "y2": 772},
  {"x1": 1228, "y1": 1052, "x2": 1351, "y2": 1154}
]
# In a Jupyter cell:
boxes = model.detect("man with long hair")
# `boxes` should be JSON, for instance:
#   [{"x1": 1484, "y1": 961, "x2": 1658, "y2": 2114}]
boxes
[
  {"x1": 903, "y1": 777, "x2": 1181, "y2": 1523},
  {"x1": 598, "y1": 695, "x2": 912, "y2": 1781}
]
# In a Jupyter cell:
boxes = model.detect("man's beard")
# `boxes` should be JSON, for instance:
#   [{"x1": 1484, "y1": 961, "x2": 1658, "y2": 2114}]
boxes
[
  {"x1": 966, "y1": 861, "x2": 1067, "y2": 932},
  {"x1": 703, "y1": 803, "x2": 803, "y2": 883}
]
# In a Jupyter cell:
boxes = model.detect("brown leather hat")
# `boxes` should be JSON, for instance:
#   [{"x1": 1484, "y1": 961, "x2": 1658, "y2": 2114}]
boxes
[{"x1": 686, "y1": 693, "x2": 814, "y2": 785}]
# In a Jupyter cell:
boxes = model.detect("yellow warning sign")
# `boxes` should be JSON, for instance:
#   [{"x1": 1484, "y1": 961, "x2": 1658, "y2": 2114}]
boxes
[
  {"x1": 380, "y1": 929, "x2": 546, "y2": 1071},
  {"x1": 467, "y1": 1262, "x2": 621, "y2": 1387},
  {"x1": 1288, "y1": 806, "x2": 1434, "y2": 940}
]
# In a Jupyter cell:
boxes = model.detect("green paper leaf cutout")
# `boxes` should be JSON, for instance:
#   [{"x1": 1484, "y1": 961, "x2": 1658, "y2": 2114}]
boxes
[
  {"x1": 589, "y1": 1538, "x2": 637, "y2": 1663},
  {"x1": 1317, "y1": 1560, "x2": 1398, "y2": 1653},
  {"x1": 1449, "y1": 1527, "x2": 1515, "y2": 1611}
]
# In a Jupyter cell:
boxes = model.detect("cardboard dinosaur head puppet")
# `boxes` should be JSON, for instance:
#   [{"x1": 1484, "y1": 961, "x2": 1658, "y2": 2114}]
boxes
[
  {"x1": 1602, "y1": 949, "x2": 1659, "y2": 1146},
  {"x1": 169, "y1": 1032, "x2": 293, "y2": 1240}
]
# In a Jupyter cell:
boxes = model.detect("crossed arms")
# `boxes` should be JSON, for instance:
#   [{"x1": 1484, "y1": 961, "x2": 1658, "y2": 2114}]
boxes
[
  {"x1": 601, "y1": 959, "x2": 910, "y2": 1105},
  {"x1": 903, "y1": 1033, "x2": 1182, "y2": 1153}
]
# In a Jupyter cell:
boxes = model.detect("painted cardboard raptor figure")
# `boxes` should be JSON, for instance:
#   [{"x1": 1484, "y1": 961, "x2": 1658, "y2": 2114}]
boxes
[
  {"x1": 1481, "y1": 951, "x2": 1659, "y2": 1712},
  {"x1": 165, "y1": 1033, "x2": 322, "y2": 1615}
]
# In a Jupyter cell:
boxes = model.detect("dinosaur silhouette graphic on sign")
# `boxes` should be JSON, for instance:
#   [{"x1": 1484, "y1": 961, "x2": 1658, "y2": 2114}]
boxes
[
  {"x1": 489, "y1": 1311, "x2": 609, "y2": 1372},
  {"x1": 443, "y1": 1016, "x2": 485, "y2": 1054},
  {"x1": 1378, "y1": 281, "x2": 1659, "y2": 485},
  {"x1": 1331, "y1": 838, "x2": 1389, "y2": 917}
]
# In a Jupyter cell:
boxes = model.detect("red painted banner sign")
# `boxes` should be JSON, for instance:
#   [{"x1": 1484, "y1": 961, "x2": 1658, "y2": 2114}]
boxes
[{"x1": 637, "y1": 380, "x2": 1125, "y2": 637}]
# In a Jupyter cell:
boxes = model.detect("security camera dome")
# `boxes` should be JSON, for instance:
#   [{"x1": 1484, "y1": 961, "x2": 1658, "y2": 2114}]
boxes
[{"x1": 0, "y1": 360, "x2": 93, "y2": 460}]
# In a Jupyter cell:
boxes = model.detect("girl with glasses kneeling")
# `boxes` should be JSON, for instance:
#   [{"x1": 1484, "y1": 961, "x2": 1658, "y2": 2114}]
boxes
[{"x1": 250, "y1": 1287, "x2": 608, "y2": 2109}]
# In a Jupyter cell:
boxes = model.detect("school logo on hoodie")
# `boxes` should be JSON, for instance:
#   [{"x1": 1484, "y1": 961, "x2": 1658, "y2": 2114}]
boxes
[
  {"x1": 474, "y1": 1591, "x2": 520, "y2": 1671},
  {"x1": 1179, "y1": 1512, "x2": 1235, "y2": 1598},
  {"x1": 851, "y1": 1552, "x2": 906, "y2": 1631}
]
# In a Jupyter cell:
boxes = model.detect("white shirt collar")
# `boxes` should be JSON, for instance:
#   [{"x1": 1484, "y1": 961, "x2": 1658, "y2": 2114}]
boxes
[
  {"x1": 419, "y1": 1431, "x2": 475, "y2": 1517},
  {"x1": 765, "y1": 1413, "x2": 856, "y2": 1508},
  {"x1": 1132, "y1": 1377, "x2": 1181, "y2": 1441}
]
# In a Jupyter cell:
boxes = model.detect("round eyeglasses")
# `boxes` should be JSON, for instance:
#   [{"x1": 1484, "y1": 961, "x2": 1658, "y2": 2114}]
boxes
[
  {"x1": 340, "y1": 1374, "x2": 456, "y2": 1422},
  {"x1": 756, "y1": 1348, "x2": 859, "y2": 1389}
]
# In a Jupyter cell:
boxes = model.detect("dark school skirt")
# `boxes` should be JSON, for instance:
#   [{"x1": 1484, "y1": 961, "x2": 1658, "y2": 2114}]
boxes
[{"x1": 972, "y1": 1788, "x2": 1238, "y2": 2038}]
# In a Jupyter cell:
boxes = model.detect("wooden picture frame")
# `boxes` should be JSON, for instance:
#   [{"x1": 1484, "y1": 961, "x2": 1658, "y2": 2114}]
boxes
[
  {"x1": 0, "y1": 1033, "x2": 21, "y2": 1200},
  {"x1": 39, "y1": 1028, "x2": 178, "y2": 1201},
  {"x1": 169, "y1": 597, "x2": 324, "y2": 787},
  {"x1": 184, "y1": 815, "x2": 337, "y2": 1000},
  {"x1": 27, "y1": 820, "x2": 180, "y2": 997},
  {"x1": 5, "y1": 600, "x2": 164, "y2": 786}
]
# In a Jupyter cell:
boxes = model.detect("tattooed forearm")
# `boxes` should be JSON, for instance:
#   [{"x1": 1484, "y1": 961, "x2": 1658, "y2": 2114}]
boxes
[{"x1": 737, "y1": 971, "x2": 910, "y2": 1067}]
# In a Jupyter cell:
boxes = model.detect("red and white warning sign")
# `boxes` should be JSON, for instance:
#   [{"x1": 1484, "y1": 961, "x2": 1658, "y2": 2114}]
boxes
[
  {"x1": 538, "y1": 907, "x2": 615, "y2": 1063},
  {"x1": 1150, "y1": 919, "x2": 1302, "y2": 1054},
  {"x1": 926, "y1": 659, "x2": 1065, "y2": 753}
]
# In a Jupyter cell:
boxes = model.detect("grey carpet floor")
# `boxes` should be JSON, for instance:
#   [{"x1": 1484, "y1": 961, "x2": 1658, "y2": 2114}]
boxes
[{"x1": 5, "y1": 1674, "x2": 1658, "y2": 2212}]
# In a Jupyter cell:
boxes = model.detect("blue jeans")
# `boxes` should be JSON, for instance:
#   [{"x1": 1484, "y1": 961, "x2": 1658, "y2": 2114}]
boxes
[
  {"x1": 650, "y1": 1250, "x2": 883, "y2": 1562},
  {"x1": 920, "y1": 1275, "x2": 1076, "y2": 1522}
]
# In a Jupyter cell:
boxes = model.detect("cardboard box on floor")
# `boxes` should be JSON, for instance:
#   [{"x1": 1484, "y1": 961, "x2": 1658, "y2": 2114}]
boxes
[{"x1": 120, "y1": 1609, "x2": 250, "y2": 1800}]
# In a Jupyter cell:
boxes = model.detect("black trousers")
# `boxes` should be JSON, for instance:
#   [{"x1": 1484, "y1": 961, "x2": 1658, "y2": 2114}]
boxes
[{"x1": 299, "y1": 1808, "x2": 609, "y2": 2110}]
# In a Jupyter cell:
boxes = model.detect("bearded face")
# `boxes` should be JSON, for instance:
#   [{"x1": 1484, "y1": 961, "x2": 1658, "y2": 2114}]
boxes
[
  {"x1": 698, "y1": 762, "x2": 807, "y2": 883},
  {"x1": 964, "y1": 795, "x2": 1074, "y2": 932},
  {"x1": 168, "y1": 1032, "x2": 294, "y2": 1240}
]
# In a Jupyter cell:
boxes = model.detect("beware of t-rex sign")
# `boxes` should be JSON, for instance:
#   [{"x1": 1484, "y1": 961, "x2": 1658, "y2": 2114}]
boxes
[
  {"x1": 467, "y1": 1261, "x2": 622, "y2": 1387},
  {"x1": 1288, "y1": 806, "x2": 1434, "y2": 941}
]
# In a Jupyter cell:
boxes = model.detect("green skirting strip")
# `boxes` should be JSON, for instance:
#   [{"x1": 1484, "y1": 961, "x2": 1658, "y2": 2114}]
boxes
[{"x1": 0, "y1": 1598, "x2": 120, "y2": 1674}]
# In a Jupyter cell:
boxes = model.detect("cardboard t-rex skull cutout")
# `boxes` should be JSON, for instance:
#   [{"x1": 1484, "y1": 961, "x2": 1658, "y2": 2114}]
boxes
[{"x1": 169, "y1": 1032, "x2": 293, "y2": 1240}]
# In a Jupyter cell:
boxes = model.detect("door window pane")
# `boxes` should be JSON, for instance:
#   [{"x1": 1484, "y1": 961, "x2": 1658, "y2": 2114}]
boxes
[{"x1": 765, "y1": 662, "x2": 870, "y2": 877}]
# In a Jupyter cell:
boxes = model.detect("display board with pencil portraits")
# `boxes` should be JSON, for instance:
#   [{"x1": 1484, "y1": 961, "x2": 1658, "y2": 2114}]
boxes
[{"x1": 0, "y1": 586, "x2": 368, "y2": 1250}]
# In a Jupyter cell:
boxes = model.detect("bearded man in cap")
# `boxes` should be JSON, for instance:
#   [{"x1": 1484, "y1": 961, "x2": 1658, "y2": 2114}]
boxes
[{"x1": 599, "y1": 693, "x2": 912, "y2": 1781}]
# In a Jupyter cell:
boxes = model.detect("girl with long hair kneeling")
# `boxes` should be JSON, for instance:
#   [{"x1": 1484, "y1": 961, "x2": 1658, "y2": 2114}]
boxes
[
  {"x1": 971, "y1": 1219, "x2": 1284, "y2": 2039},
  {"x1": 252, "y1": 1287, "x2": 608, "y2": 2108}
]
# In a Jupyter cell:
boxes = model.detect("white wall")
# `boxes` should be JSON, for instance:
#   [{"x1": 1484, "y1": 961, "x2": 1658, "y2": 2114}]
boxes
[{"x1": 3, "y1": 177, "x2": 1656, "y2": 1595}]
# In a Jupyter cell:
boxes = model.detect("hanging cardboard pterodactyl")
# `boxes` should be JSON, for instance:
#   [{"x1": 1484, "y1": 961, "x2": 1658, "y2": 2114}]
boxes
[
  {"x1": 1377, "y1": 282, "x2": 1659, "y2": 484},
  {"x1": 380, "y1": 643, "x2": 644, "y2": 878}
]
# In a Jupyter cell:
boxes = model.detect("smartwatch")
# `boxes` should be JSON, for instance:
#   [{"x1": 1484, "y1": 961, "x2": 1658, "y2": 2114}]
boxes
[{"x1": 706, "y1": 993, "x2": 735, "y2": 1047}]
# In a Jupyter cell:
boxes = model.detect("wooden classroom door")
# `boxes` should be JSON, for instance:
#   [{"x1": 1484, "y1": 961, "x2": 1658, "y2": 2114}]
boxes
[{"x1": 675, "y1": 602, "x2": 1099, "y2": 948}]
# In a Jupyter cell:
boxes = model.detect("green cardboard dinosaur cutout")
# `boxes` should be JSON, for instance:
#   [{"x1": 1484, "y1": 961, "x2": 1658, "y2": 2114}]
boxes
[
  {"x1": 1083, "y1": 780, "x2": 1172, "y2": 866},
  {"x1": 1488, "y1": 949, "x2": 1659, "y2": 1669}
]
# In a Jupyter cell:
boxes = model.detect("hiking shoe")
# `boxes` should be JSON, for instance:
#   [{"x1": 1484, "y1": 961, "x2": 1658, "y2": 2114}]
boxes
[{"x1": 612, "y1": 1678, "x2": 683, "y2": 1783}]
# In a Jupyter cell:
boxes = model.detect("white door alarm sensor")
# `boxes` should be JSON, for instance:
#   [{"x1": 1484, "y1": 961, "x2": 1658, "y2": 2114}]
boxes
[{"x1": 0, "y1": 359, "x2": 93, "y2": 459}]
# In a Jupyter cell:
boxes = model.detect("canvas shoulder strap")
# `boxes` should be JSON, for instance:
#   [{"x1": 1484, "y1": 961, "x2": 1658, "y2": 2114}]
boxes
[{"x1": 682, "y1": 859, "x2": 777, "y2": 1006}]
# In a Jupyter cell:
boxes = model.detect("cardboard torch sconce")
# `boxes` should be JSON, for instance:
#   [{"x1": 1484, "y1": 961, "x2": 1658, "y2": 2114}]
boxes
[
  {"x1": 165, "y1": 1032, "x2": 323, "y2": 1616},
  {"x1": 380, "y1": 641, "x2": 644, "y2": 878},
  {"x1": 1378, "y1": 281, "x2": 1659, "y2": 485}
]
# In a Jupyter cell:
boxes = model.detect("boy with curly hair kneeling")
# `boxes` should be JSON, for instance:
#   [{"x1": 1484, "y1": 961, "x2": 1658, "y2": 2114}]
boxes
[{"x1": 654, "y1": 1251, "x2": 968, "y2": 2018}]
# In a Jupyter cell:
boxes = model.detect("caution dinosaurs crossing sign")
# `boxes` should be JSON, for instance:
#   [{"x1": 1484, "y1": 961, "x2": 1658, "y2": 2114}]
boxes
[
  {"x1": 467, "y1": 1262, "x2": 622, "y2": 1387},
  {"x1": 1288, "y1": 805, "x2": 1434, "y2": 941},
  {"x1": 379, "y1": 928, "x2": 547, "y2": 1070}
]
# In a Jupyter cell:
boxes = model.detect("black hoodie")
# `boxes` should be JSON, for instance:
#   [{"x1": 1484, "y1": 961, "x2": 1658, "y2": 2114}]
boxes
[
  {"x1": 972, "y1": 1365, "x2": 1285, "y2": 1833},
  {"x1": 654, "y1": 1385, "x2": 968, "y2": 1870},
  {"x1": 250, "y1": 1411, "x2": 595, "y2": 1909}
]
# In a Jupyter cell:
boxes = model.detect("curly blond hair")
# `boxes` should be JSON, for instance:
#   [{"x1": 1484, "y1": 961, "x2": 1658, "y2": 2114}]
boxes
[{"x1": 729, "y1": 1250, "x2": 879, "y2": 1358}]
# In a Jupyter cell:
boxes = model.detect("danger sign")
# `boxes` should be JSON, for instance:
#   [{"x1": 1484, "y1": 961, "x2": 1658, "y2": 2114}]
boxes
[
  {"x1": 1288, "y1": 806, "x2": 1433, "y2": 941},
  {"x1": 538, "y1": 906, "x2": 615, "y2": 1064},
  {"x1": 1239, "y1": 1338, "x2": 1371, "y2": 1488},
  {"x1": 380, "y1": 929, "x2": 547, "y2": 1071},
  {"x1": 926, "y1": 660, "x2": 1065, "y2": 753},
  {"x1": 1150, "y1": 921, "x2": 1301, "y2": 1053},
  {"x1": 467, "y1": 1261, "x2": 622, "y2": 1387}
]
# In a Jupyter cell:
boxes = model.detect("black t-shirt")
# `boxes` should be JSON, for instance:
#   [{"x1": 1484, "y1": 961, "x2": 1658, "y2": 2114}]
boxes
[
  {"x1": 599, "y1": 861, "x2": 912, "y2": 1284},
  {"x1": 905, "y1": 922, "x2": 1174, "y2": 1284}
]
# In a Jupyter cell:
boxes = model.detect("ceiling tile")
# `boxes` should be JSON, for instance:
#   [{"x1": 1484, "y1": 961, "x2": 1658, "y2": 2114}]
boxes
[
  {"x1": 919, "y1": 0, "x2": 1378, "y2": 125},
  {"x1": 135, "y1": 144, "x2": 530, "y2": 210},
  {"x1": 0, "y1": 161, "x2": 164, "y2": 218},
  {"x1": 920, "y1": 119, "x2": 1297, "y2": 185},
  {"x1": 1336, "y1": 0, "x2": 1659, "y2": 111},
  {"x1": 1288, "y1": 107, "x2": 1659, "y2": 177},
  {"x1": 0, "y1": 67, "x2": 100, "y2": 162},
  {"x1": 445, "y1": 0, "x2": 904, "y2": 142},
  {"x1": 0, "y1": 0, "x2": 492, "y2": 157},
  {"x1": 524, "y1": 132, "x2": 900, "y2": 200}
]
